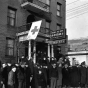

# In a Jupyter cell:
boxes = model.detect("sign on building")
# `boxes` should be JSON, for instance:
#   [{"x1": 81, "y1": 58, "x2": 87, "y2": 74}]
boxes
[
  {"x1": 50, "y1": 29, "x2": 66, "y2": 40},
  {"x1": 46, "y1": 38, "x2": 66, "y2": 44}
]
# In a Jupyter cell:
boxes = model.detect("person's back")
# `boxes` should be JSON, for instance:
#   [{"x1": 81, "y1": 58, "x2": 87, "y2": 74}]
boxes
[
  {"x1": 17, "y1": 66, "x2": 24, "y2": 81},
  {"x1": 17, "y1": 66, "x2": 25, "y2": 88},
  {"x1": 69, "y1": 66, "x2": 80, "y2": 87},
  {"x1": 50, "y1": 64, "x2": 57, "y2": 88},
  {"x1": 8, "y1": 70, "x2": 14, "y2": 86},
  {"x1": 2, "y1": 65, "x2": 8, "y2": 88},
  {"x1": 62, "y1": 66, "x2": 70, "y2": 87},
  {"x1": 80, "y1": 65, "x2": 87, "y2": 87},
  {"x1": 8, "y1": 66, "x2": 16, "y2": 88}
]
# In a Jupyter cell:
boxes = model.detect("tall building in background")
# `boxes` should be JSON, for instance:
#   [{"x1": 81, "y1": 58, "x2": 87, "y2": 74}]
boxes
[{"x1": 0, "y1": 0, "x2": 67, "y2": 63}]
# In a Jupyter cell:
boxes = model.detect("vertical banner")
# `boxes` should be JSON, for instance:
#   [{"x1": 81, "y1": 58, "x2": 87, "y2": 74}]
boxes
[{"x1": 27, "y1": 20, "x2": 42, "y2": 40}]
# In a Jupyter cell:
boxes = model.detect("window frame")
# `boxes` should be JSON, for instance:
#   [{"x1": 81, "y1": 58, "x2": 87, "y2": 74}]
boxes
[
  {"x1": 7, "y1": 6, "x2": 17, "y2": 27},
  {"x1": 57, "y1": 3, "x2": 61, "y2": 17},
  {"x1": 45, "y1": 20, "x2": 50, "y2": 34},
  {"x1": 46, "y1": 0, "x2": 50, "y2": 11},
  {"x1": 38, "y1": 0, "x2": 50, "y2": 11},
  {"x1": 46, "y1": 0, "x2": 50, "y2": 5},
  {"x1": 57, "y1": 24, "x2": 61, "y2": 30},
  {"x1": 6, "y1": 38, "x2": 14, "y2": 56}
]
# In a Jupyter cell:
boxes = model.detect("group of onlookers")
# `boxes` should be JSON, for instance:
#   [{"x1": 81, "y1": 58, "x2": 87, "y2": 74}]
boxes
[
  {"x1": 0, "y1": 56, "x2": 88, "y2": 88},
  {"x1": 0, "y1": 60, "x2": 32, "y2": 88}
]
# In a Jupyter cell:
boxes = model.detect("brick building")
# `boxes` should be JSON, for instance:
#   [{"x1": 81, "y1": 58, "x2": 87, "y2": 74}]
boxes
[{"x1": 0, "y1": 0, "x2": 67, "y2": 63}]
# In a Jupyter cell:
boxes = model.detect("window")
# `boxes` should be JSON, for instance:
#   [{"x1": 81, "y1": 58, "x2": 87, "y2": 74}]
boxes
[
  {"x1": 46, "y1": 0, "x2": 50, "y2": 11},
  {"x1": 45, "y1": 21, "x2": 50, "y2": 34},
  {"x1": 46, "y1": 0, "x2": 50, "y2": 5},
  {"x1": 57, "y1": 3, "x2": 61, "y2": 16},
  {"x1": 46, "y1": 21, "x2": 50, "y2": 28},
  {"x1": 57, "y1": 24, "x2": 61, "y2": 30},
  {"x1": 6, "y1": 38, "x2": 14, "y2": 56},
  {"x1": 39, "y1": 0, "x2": 50, "y2": 11},
  {"x1": 7, "y1": 7, "x2": 16, "y2": 26}
]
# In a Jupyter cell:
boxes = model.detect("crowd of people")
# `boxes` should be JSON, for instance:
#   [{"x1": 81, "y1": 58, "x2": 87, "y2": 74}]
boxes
[{"x1": 0, "y1": 56, "x2": 88, "y2": 88}]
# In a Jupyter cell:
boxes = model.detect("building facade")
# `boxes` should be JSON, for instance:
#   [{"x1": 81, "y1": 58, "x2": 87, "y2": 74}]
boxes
[
  {"x1": 68, "y1": 51, "x2": 88, "y2": 65},
  {"x1": 0, "y1": 0, "x2": 66, "y2": 63},
  {"x1": 67, "y1": 38, "x2": 88, "y2": 65}
]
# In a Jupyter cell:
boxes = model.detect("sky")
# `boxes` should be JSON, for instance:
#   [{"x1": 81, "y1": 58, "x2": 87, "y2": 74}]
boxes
[{"x1": 66, "y1": 0, "x2": 88, "y2": 40}]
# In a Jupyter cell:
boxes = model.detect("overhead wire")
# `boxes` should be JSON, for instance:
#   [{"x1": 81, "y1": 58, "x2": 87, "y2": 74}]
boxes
[
  {"x1": 67, "y1": 3, "x2": 88, "y2": 13},
  {"x1": 51, "y1": 6, "x2": 88, "y2": 22},
  {"x1": 66, "y1": 3, "x2": 88, "y2": 20},
  {"x1": 47, "y1": 1, "x2": 88, "y2": 21},
  {"x1": 66, "y1": 10, "x2": 88, "y2": 20},
  {"x1": 66, "y1": 0, "x2": 80, "y2": 6},
  {"x1": 66, "y1": 5, "x2": 88, "y2": 17}
]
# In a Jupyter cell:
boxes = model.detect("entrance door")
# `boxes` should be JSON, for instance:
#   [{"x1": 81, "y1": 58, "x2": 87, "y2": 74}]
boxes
[
  {"x1": 36, "y1": 42, "x2": 48, "y2": 63},
  {"x1": 54, "y1": 45, "x2": 61, "y2": 60}
]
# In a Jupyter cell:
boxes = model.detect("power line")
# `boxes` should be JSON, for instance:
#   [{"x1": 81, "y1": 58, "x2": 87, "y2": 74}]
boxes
[
  {"x1": 66, "y1": 3, "x2": 88, "y2": 18},
  {"x1": 67, "y1": 3, "x2": 88, "y2": 12},
  {"x1": 52, "y1": 7, "x2": 88, "y2": 23},
  {"x1": 66, "y1": 3, "x2": 88, "y2": 15},
  {"x1": 50, "y1": 1, "x2": 88, "y2": 22},
  {"x1": 66, "y1": 6, "x2": 88, "y2": 17},
  {"x1": 66, "y1": 11, "x2": 88, "y2": 20},
  {"x1": 66, "y1": 0, "x2": 80, "y2": 6},
  {"x1": 66, "y1": 10, "x2": 88, "y2": 20}
]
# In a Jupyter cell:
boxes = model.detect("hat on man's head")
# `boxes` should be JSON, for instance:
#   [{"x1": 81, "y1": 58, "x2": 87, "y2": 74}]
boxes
[
  {"x1": 11, "y1": 64, "x2": 16, "y2": 69},
  {"x1": 81, "y1": 61, "x2": 85, "y2": 65}
]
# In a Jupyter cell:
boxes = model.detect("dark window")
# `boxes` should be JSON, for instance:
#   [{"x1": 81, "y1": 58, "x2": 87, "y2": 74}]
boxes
[
  {"x1": 54, "y1": 45, "x2": 61, "y2": 60},
  {"x1": 6, "y1": 38, "x2": 14, "y2": 56},
  {"x1": 7, "y1": 7, "x2": 16, "y2": 26},
  {"x1": 57, "y1": 24, "x2": 61, "y2": 30},
  {"x1": 45, "y1": 20, "x2": 50, "y2": 34}
]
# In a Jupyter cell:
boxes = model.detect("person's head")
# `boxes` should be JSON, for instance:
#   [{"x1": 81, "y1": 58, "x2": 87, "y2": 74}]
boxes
[
  {"x1": 51, "y1": 57, "x2": 54, "y2": 60},
  {"x1": 39, "y1": 70, "x2": 42, "y2": 74},
  {"x1": 25, "y1": 65, "x2": 28, "y2": 67},
  {"x1": 12, "y1": 66, "x2": 16, "y2": 72},
  {"x1": 7, "y1": 63, "x2": 11, "y2": 66},
  {"x1": 72, "y1": 58, "x2": 76, "y2": 66},
  {"x1": 15, "y1": 64, "x2": 19, "y2": 67},
  {"x1": 72, "y1": 58, "x2": 76, "y2": 61},
  {"x1": 64, "y1": 63, "x2": 68, "y2": 68},
  {"x1": 2, "y1": 63, "x2": 6, "y2": 68},
  {"x1": 43, "y1": 57, "x2": 46, "y2": 60},
  {"x1": 52, "y1": 64, "x2": 56, "y2": 68},
  {"x1": 21, "y1": 56, "x2": 24, "y2": 59},
  {"x1": 21, "y1": 64, "x2": 25, "y2": 68},
  {"x1": 57, "y1": 57, "x2": 63, "y2": 64},
  {"x1": 81, "y1": 61, "x2": 85, "y2": 67}
]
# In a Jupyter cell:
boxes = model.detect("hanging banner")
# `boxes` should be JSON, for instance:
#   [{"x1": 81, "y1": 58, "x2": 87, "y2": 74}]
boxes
[{"x1": 27, "y1": 20, "x2": 42, "y2": 40}]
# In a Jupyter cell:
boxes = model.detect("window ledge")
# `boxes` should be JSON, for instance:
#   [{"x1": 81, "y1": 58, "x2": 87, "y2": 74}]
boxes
[{"x1": 57, "y1": 15, "x2": 62, "y2": 18}]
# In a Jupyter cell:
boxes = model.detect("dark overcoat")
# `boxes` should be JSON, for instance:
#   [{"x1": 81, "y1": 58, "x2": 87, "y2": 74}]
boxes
[
  {"x1": 62, "y1": 67, "x2": 70, "y2": 86},
  {"x1": 69, "y1": 66, "x2": 80, "y2": 87},
  {"x1": 80, "y1": 66, "x2": 87, "y2": 85}
]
